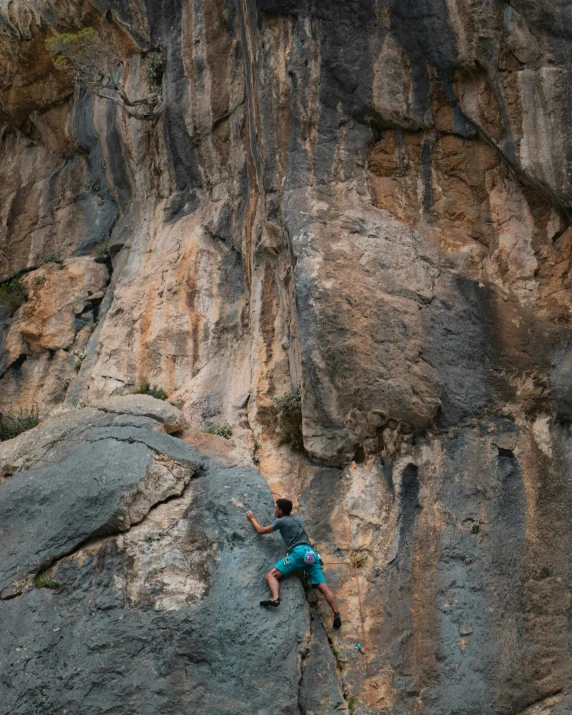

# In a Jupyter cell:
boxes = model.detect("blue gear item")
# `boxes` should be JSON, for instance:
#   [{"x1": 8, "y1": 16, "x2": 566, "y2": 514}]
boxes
[{"x1": 274, "y1": 544, "x2": 326, "y2": 585}]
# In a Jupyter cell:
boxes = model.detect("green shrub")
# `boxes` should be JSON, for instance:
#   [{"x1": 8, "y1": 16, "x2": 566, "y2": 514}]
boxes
[
  {"x1": 40, "y1": 250, "x2": 60, "y2": 264},
  {"x1": 85, "y1": 176, "x2": 101, "y2": 194},
  {"x1": 146, "y1": 50, "x2": 167, "y2": 91},
  {"x1": 86, "y1": 176, "x2": 105, "y2": 205},
  {"x1": 137, "y1": 382, "x2": 168, "y2": 400},
  {"x1": 206, "y1": 423, "x2": 232, "y2": 440},
  {"x1": 46, "y1": 28, "x2": 165, "y2": 121},
  {"x1": 273, "y1": 389, "x2": 303, "y2": 451},
  {"x1": 0, "y1": 407, "x2": 41, "y2": 442},
  {"x1": 34, "y1": 274, "x2": 46, "y2": 285},
  {"x1": 46, "y1": 28, "x2": 99, "y2": 74},
  {"x1": 93, "y1": 241, "x2": 109, "y2": 263},
  {"x1": 34, "y1": 572, "x2": 62, "y2": 589},
  {"x1": 0, "y1": 273, "x2": 27, "y2": 314}
]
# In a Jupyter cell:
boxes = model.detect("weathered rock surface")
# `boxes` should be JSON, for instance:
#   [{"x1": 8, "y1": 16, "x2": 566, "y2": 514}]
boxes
[
  {"x1": 91, "y1": 394, "x2": 187, "y2": 433},
  {"x1": 0, "y1": 0, "x2": 571, "y2": 713},
  {"x1": 0, "y1": 411, "x2": 313, "y2": 714},
  {"x1": 0, "y1": 426, "x2": 198, "y2": 597},
  {"x1": 0, "y1": 258, "x2": 109, "y2": 413},
  {"x1": 0, "y1": 405, "x2": 172, "y2": 478}
]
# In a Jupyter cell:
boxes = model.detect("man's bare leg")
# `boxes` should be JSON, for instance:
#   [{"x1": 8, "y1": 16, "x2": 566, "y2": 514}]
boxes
[
  {"x1": 316, "y1": 583, "x2": 339, "y2": 614},
  {"x1": 264, "y1": 568, "x2": 282, "y2": 600}
]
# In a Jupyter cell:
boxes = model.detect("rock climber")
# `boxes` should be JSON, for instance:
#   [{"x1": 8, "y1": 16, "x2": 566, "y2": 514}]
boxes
[{"x1": 246, "y1": 498, "x2": 342, "y2": 629}]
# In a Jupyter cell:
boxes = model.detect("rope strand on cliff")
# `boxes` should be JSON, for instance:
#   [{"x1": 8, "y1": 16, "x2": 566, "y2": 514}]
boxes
[
  {"x1": 354, "y1": 560, "x2": 374, "y2": 684},
  {"x1": 322, "y1": 560, "x2": 375, "y2": 686}
]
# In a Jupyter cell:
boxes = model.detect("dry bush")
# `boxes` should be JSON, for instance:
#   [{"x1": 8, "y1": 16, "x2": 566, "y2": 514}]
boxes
[
  {"x1": 273, "y1": 389, "x2": 304, "y2": 451},
  {"x1": 46, "y1": 28, "x2": 164, "y2": 120}
]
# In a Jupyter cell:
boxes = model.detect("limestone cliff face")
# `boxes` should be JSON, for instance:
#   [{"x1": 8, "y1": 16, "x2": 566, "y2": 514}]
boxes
[{"x1": 1, "y1": 0, "x2": 572, "y2": 713}]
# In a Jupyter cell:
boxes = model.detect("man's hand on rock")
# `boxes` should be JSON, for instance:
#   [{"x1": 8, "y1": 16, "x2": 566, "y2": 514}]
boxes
[{"x1": 246, "y1": 511, "x2": 254, "y2": 520}]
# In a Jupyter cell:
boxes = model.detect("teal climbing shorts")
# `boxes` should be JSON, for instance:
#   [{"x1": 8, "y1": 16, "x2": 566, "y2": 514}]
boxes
[{"x1": 274, "y1": 545, "x2": 326, "y2": 586}]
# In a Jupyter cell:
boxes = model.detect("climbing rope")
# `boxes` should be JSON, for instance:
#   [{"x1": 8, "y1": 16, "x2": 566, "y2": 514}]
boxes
[{"x1": 322, "y1": 560, "x2": 375, "y2": 687}]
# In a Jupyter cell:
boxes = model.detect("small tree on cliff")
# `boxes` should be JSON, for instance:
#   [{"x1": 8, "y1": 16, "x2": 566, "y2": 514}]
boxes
[{"x1": 45, "y1": 28, "x2": 165, "y2": 120}]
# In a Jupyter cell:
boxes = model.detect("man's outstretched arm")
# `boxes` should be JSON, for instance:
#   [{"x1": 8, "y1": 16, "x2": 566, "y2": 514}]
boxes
[{"x1": 246, "y1": 511, "x2": 274, "y2": 535}]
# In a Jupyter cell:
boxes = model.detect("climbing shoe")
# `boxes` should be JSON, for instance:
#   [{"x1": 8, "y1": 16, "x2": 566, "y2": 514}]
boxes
[
  {"x1": 260, "y1": 597, "x2": 281, "y2": 608},
  {"x1": 333, "y1": 612, "x2": 342, "y2": 629}
]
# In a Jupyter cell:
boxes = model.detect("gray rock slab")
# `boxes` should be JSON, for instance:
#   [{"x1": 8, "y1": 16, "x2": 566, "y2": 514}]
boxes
[
  {"x1": 299, "y1": 602, "x2": 345, "y2": 714},
  {"x1": 0, "y1": 429, "x2": 201, "y2": 596},
  {"x1": 83, "y1": 425, "x2": 201, "y2": 465},
  {"x1": 0, "y1": 407, "x2": 164, "y2": 478},
  {"x1": 91, "y1": 394, "x2": 186, "y2": 433},
  {"x1": 0, "y1": 461, "x2": 311, "y2": 715}
]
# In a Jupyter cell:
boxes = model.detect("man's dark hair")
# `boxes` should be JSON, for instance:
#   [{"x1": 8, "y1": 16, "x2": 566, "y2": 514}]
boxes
[{"x1": 276, "y1": 498, "x2": 293, "y2": 515}]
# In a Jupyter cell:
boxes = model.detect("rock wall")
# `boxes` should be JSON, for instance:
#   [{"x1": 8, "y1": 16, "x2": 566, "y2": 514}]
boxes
[
  {"x1": 0, "y1": 401, "x2": 312, "y2": 714},
  {"x1": 1, "y1": 0, "x2": 571, "y2": 713}
]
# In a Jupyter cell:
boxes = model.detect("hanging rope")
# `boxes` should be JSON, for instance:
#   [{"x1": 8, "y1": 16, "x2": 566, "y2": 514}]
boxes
[{"x1": 322, "y1": 559, "x2": 375, "y2": 686}]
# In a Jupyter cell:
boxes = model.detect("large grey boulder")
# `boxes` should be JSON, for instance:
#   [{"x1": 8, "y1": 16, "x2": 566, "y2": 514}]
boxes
[
  {"x1": 0, "y1": 407, "x2": 167, "y2": 479},
  {"x1": 91, "y1": 394, "x2": 187, "y2": 433},
  {"x1": 0, "y1": 427, "x2": 200, "y2": 597},
  {"x1": 0, "y1": 413, "x2": 332, "y2": 714}
]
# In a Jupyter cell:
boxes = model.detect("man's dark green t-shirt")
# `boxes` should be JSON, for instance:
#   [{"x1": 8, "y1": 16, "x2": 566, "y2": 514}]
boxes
[{"x1": 271, "y1": 515, "x2": 310, "y2": 552}]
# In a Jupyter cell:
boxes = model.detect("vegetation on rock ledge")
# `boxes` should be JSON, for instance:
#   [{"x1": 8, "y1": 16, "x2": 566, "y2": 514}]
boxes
[
  {"x1": 145, "y1": 50, "x2": 167, "y2": 93},
  {"x1": 46, "y1": 28, "x2": 165, "y2": 120},
  {"x1": 274, "y1": 389, "x2": 303, "y2": 451},
  {"x1": 137, "y1": 382, "x2": 168, "y2": 400},
  {"x1": 206, "y1": 423, "x2": 233, "y2": 440},
  {"x1": 0, "y1": 273, "x2": 27, "y2": 315},
  {"x1": 0, "y1": 407, "x2": 40, "y2": 441},
  {"x1": 34, "y1": 571, "x2": 62, "y2": 589},
  {"x1": 40, "y1": 250, "x2": 60, "y2": 264}
]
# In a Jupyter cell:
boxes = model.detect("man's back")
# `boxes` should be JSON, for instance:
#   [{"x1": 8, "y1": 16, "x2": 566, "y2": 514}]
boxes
[{"x1": 271, "y1": 514, "x2": 310, "y2": 552}]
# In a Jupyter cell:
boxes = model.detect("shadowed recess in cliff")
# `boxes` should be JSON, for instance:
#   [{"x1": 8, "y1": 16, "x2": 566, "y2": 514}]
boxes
[
  {"x1": 256, "y1": 0, "x2": 302, "y2": 14},
  {"x1": 486, "y1": 442, "x2": 530, "y2": 712},
  {"x1": 313, "y1": 0, "x2": 375, "y2": 185},
  {"x1": 426, "y1": 275, "x2": 530, "y2": 429},
  {"x1": 95, "y1": 0, "x2": 204, "y2": 192},
  {"x1": 300, "y1": 467, "x2": 344, "y2": 545},
  {"x1": 104, "y1": 99, "x2": 132, "y2": 211},
  {"x1": 161, "y1": 0, "x2": 204, "y2": 193},
  {"x1": 426, "y1": 423, "x2": 531, "y2": 714},
  {"x1": 377, "y1": 463, "x2": 422, "y2": 696},
  {"x1": 398, "y1": 463, "x2": 421, "y2": 554},
  {"x1": 73, "y1": 92, "x2": 119, "y2": 254},
  {"x1": 389, "y1": 0, "x2": 459, "y2": 125}
]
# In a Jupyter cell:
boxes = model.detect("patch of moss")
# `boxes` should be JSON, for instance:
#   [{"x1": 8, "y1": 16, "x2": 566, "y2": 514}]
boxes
[
  {"x1": 273, "y1": 389, "x2": 303, "y2": 451},
  {"x1": 206, "y1": 423, "x2": 232, "y2": 440},
  {"x1": 40, "y1": 250, "x2": 61, "y2": 264},
  {"x1": 145, "y1": 50, "x2": 167, "y2": 91},
  {"x1": 0, "y1": 273, "x2": 27, "y2": 315},
  {"x1": 34, "y1": 572, "x2": 62, "y2": 590},
  {"x1": 0, "y1": 407, "x2": 40, "y2": 442},
  {"x1": 137, "y1": 382, "x2": 168, "y2": 400}
]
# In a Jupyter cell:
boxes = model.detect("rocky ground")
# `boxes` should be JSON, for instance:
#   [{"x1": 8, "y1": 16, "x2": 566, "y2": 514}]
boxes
[{"x1": 0, "y1": 0, "x2": 571, "y2": 713}]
